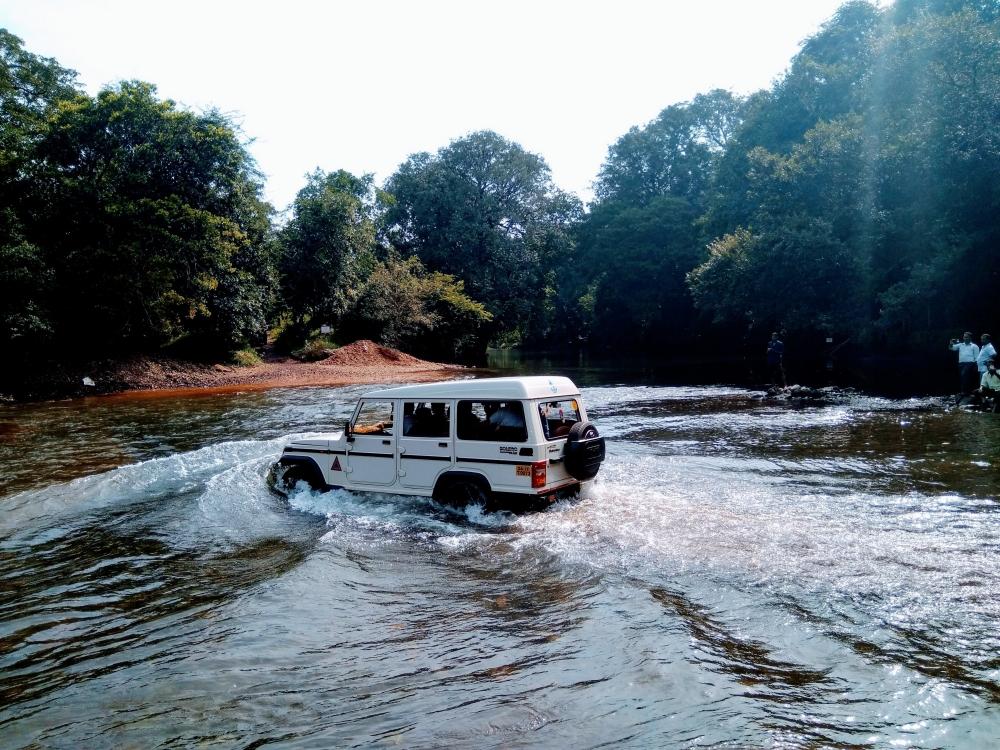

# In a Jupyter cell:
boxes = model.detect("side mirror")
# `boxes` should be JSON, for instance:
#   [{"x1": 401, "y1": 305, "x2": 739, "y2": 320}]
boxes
[{"x1": 344, "y1": 420, "x2": 353, "y2": 441}]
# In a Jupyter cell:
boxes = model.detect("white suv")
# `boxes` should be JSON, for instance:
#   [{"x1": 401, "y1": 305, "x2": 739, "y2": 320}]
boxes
[{"x1": 270, "y1": 376, "x2": 605, "y2": 510}]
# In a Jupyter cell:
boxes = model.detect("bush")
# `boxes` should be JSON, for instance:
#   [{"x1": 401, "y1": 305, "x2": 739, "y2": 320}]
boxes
[
  {"x1": 270, "y1": 315, "x2": 310, "y2": 354},
  {"x1": 293, "y1": 336, "x2": 337, "y2": 362},
  {"x1": 339, "y1": 255, "x2": 491, "y2": 360},
  {"x1": 231, "y1": 348, "x2": 263, "y2": 367}
]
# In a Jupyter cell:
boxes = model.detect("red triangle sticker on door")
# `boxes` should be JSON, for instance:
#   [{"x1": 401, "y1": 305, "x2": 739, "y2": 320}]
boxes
[{"x1": 331, "y1": 457, "x2": 342, "y2": 471}]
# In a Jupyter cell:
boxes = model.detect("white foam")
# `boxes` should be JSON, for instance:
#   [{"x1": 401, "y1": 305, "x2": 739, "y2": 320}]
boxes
[{"x1": 0, "y1": 432, "x2": 328, "y2": 536}]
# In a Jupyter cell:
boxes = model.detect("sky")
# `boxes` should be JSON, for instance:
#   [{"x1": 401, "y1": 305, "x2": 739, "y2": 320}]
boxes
[{"x1": 2, "y1": 0, "x2": 854, "y2": 212}]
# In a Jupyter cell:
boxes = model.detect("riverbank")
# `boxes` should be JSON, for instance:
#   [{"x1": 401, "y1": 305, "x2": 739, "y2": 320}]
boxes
[{"x1": 2, "y1": 340, "x2": 467, "y2": 402}]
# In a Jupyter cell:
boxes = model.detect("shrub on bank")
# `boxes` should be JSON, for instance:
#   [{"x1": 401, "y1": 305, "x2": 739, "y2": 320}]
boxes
[
  {"x1": 231, "y1": 348, "x2": 263, "y2": 367},
  {"x1": 293, "y1": 336, "x2": 338, "y2": 362}
]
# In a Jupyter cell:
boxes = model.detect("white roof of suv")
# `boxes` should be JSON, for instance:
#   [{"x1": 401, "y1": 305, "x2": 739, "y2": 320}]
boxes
[{"x1": 363, "y1": 376, "x2": 581, "y2": 401}]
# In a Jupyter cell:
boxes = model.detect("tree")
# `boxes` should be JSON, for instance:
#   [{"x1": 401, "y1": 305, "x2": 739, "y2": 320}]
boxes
[
  {"x1": 0, "y1": 29, "x2": 78, "y2": 190},
  {"x1": 687, "y1": 220, "x2": 867, "y2": 338},
  {"x1": 866, "y1": 6, "x2": 1000, "y2": 344},
  {"x1": 0, "y1": 30, "x2": 78, "y2": 356},
  {"x1": 278, "y1": 169, "x2": 378, "y2": 330},
  {"x1": 385, "y1": 131, "x2": 579, "y2": 348},
  {"x1": 706, "y1": 2, "x2": 879, "y2": 235},
  {"x1": 578, "y1": 197, "x2": 702, "y2": 349},
  {"x1": 0, "y1": 210, "x2": 52, "y2": 353},
  {"x1": 30, "y1": 80, "x2": 276, "y2": 352},
  {"x1": 578, "y1": 90, "x2": 744, "y2": 349},
  {"x1": 595, "y1": 89, "x2": 744, "y2": 208},
  {"x1": 340, "y1": 254, "x2": 492, "y2": 360}
]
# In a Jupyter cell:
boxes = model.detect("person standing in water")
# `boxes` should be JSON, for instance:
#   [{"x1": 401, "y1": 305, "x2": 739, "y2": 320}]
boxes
[
  {"x1": 949, "y1": 332, "x2": 980, "y2": 395},
  {"x1": 766, "y1": 332, "x2": 786, "y2": 387},
  {"x1": 977, "y1": 334, "x2": 996, "y2": 378}
]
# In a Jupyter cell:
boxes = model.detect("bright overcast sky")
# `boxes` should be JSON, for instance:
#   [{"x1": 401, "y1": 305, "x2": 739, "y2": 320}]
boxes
[{"x1": 3, "y1": 0, "x2": 853, "y2": 212}]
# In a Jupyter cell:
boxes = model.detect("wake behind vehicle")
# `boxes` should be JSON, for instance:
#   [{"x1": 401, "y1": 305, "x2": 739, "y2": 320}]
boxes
[{"x1": 269, "y1": 376, "x2": 605, "y2": 511}]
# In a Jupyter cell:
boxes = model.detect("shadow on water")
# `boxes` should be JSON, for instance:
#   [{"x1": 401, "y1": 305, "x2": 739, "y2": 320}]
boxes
[
  {"x1": 650, "y1": 588, "x2": 832, "y2": 695},
  {"x1": 774, "y1": 595, "x2": 1000, "y2": 705}
]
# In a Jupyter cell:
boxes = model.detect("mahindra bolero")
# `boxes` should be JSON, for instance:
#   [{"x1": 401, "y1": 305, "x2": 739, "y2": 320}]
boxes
[{"x1": 269, "y1": 376, "x2": 605, "y2": 510}]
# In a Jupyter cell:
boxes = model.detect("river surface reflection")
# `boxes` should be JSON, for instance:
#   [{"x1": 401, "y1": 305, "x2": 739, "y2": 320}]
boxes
[{"x1": 1, "y1": 378, "x2": 999, "y2": 748}]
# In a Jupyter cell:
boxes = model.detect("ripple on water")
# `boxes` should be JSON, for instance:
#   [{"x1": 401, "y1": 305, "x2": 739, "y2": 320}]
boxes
[{"x1": 0, "y1": 383, "x2": 998, "y2": 748}]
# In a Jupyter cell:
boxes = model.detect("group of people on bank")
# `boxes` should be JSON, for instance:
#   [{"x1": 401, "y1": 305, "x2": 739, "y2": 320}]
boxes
[
  {"x1": 763, "y1": 330, "x2": 999, "y2": 409},
  {"x1": 950, "y1": 332, "x2": 999, "y2": 410}
]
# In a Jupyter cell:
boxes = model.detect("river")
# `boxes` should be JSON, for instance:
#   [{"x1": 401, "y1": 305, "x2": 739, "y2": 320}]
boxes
[{"x1": 1, "y1": 371, "x2": 999, "y2": 748}]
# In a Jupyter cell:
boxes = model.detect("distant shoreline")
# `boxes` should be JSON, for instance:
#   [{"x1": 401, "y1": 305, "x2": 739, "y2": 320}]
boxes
[{"x1": 2, "y1": 341, "x2": 468, "y2": 404}]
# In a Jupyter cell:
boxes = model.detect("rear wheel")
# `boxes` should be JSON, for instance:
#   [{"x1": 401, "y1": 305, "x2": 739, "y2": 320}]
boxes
[{"x1": 437, "y1": 478, "x2": 490, "y2": 508}]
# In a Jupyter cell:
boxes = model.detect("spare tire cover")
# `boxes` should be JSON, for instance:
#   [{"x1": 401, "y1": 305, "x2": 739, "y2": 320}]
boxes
[{"x1": 563, "y1": 421, "x2": 605, "y2": 480}]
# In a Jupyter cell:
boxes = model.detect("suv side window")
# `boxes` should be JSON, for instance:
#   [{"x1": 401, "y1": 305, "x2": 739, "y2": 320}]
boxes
[
  {"x1": 457, "y1": 400, "x2": 527, "y2": 443},
  {"x1": 353, "y1": 401, "x2": 394, "y2": 435},
  {"x1": 402, "y1": 401, "x2": 450, "y2": 438}
]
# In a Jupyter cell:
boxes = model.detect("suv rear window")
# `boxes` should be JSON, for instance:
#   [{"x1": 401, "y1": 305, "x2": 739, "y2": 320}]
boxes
[
  {"x1": 457, "y1": 400, "x2": 527, "y2": 442},
  {"x1": 538, "y1": 399, "x2": 581, "y2": 439}
]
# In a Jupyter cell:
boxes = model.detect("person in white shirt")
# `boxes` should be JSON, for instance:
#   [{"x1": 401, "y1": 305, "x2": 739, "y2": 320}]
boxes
[
  {"x1": 976, "y1": 333, "x2": 996, "y2": 375},
  {"x1": 978, "y1": 359, "x2": 1000, "y2": 413},
  {"x1": 949, "y1": 332, "x2": 980, "y2": 394}
]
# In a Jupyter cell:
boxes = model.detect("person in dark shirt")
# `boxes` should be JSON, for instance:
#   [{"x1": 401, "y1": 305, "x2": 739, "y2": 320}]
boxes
[{"x1": 766, "y1": 332, "x2": 786, "y2": 387}]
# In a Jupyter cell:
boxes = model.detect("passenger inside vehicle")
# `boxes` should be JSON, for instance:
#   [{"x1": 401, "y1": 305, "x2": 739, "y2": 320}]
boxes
[
  {"x1": 457, "y1": 400, "x2": 527, "y2": 442},
  {"x1": 353, "y1": 401, "x2": 394, "y2": 435},
  {"x1": 403, "y1": 401, "x2": 450, "y2": 437}
]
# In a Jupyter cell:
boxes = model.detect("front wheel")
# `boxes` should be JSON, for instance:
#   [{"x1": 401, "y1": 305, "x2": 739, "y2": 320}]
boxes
[{"x1": 268, "y1": 461, "x2": 321, "y2": 496}]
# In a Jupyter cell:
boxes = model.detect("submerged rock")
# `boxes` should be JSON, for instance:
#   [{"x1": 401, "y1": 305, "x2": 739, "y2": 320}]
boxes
[{"x1": 763, "y1": 384, "x2": 843, "y2": 405}]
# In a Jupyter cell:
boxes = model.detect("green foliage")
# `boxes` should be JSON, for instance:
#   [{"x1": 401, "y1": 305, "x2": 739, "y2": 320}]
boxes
[
  {"x1": 693, "y1": 1, "x2": 999, "y2": 353},
  {"x1": 596, "y1": 90, "x2": 744, "y2": 207},
  {"x1": 230, "y1": 348, "x2": 263, "y2": 367},
  {"x1": 293, "y1": 335, "x2": 337, "y2": 362},
  {"x1": 278, "y1": 169, "x2": 377, "y2": 328},
  {"x1": 579, "y1": 197, "x2": 702, "y2": 348},
  {"x1": 341, "y1": 255, "x2": 492, "y2": 360},
  {"x1": 0, "y1": 50, "x2": 277, "y2": 362},
  {"x1": 0, "y1": 31, "x2": 75, "y2": 359},
  {"x1": 5, "y1": 1, "x2": 998, "y2": 381},
  {"x1": 0, "y1": 29, "x2": 79, "y2": 187},
  {"x1": 385, "y1": 131, "x2": 579, "y2": 347},
  {"x1": 36, "y1": 82, "x2": 277, "y2": 352},
  {"x1": 688, "y1": 221, "x2": 867, "y2": 336},
  {"x1": 0, "y1": 224, "x2": 53, "y2": 349}
]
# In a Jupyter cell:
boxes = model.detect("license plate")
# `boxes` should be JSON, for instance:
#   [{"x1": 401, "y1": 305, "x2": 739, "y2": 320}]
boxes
[{"x1": 515, "y1": 465, "x2": 531, "y2": 476}]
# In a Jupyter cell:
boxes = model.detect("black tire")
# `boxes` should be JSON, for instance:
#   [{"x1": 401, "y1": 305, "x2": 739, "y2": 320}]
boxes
[
  {"x1": 438, "y1": 477, "x2": 490, "y2": 507},
  {"x1": 563, "y1": 421, "x2": 605, "y2": 481},
  {"x1": 269, "y1": 459, "x2": 322, "y2": 495}
]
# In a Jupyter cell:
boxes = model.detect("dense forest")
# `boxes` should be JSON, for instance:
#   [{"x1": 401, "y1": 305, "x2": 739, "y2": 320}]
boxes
[{"x1": 1, "y1": 0, "x2": 998, "y2": 391}]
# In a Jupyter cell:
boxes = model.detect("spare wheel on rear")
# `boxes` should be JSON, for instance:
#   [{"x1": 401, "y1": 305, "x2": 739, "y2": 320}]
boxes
[{"x1": 562, "y1": 421, "x2": 605, "y2": 480}]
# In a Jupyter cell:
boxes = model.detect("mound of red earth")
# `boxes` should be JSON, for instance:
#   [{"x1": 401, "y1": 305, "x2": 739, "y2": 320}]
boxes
[{"x1": 319, "y1": 340, "x2": 424, "y2": 366}]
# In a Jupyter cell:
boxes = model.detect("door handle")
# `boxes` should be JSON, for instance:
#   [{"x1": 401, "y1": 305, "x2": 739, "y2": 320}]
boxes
[
  {"x1": 382, "y1": 439, "x2": 391, "y2": 445},
  {"x1": 438, "y1": 442, "x2": 448, "y2": 448}
]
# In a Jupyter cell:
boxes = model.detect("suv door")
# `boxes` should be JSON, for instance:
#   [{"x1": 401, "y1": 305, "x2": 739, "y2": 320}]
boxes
[
  {"x1": 398, "y1": 400, "x2": 453, "y2": 489},
  {"x1": 346, "y1": 400, "x2": 396, "y2": 486}
]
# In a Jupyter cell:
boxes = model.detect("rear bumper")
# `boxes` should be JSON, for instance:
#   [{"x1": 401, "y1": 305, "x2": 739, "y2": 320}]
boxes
[{"x1": 491, "y1": 481, "x2": 581, "y2": 512}]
